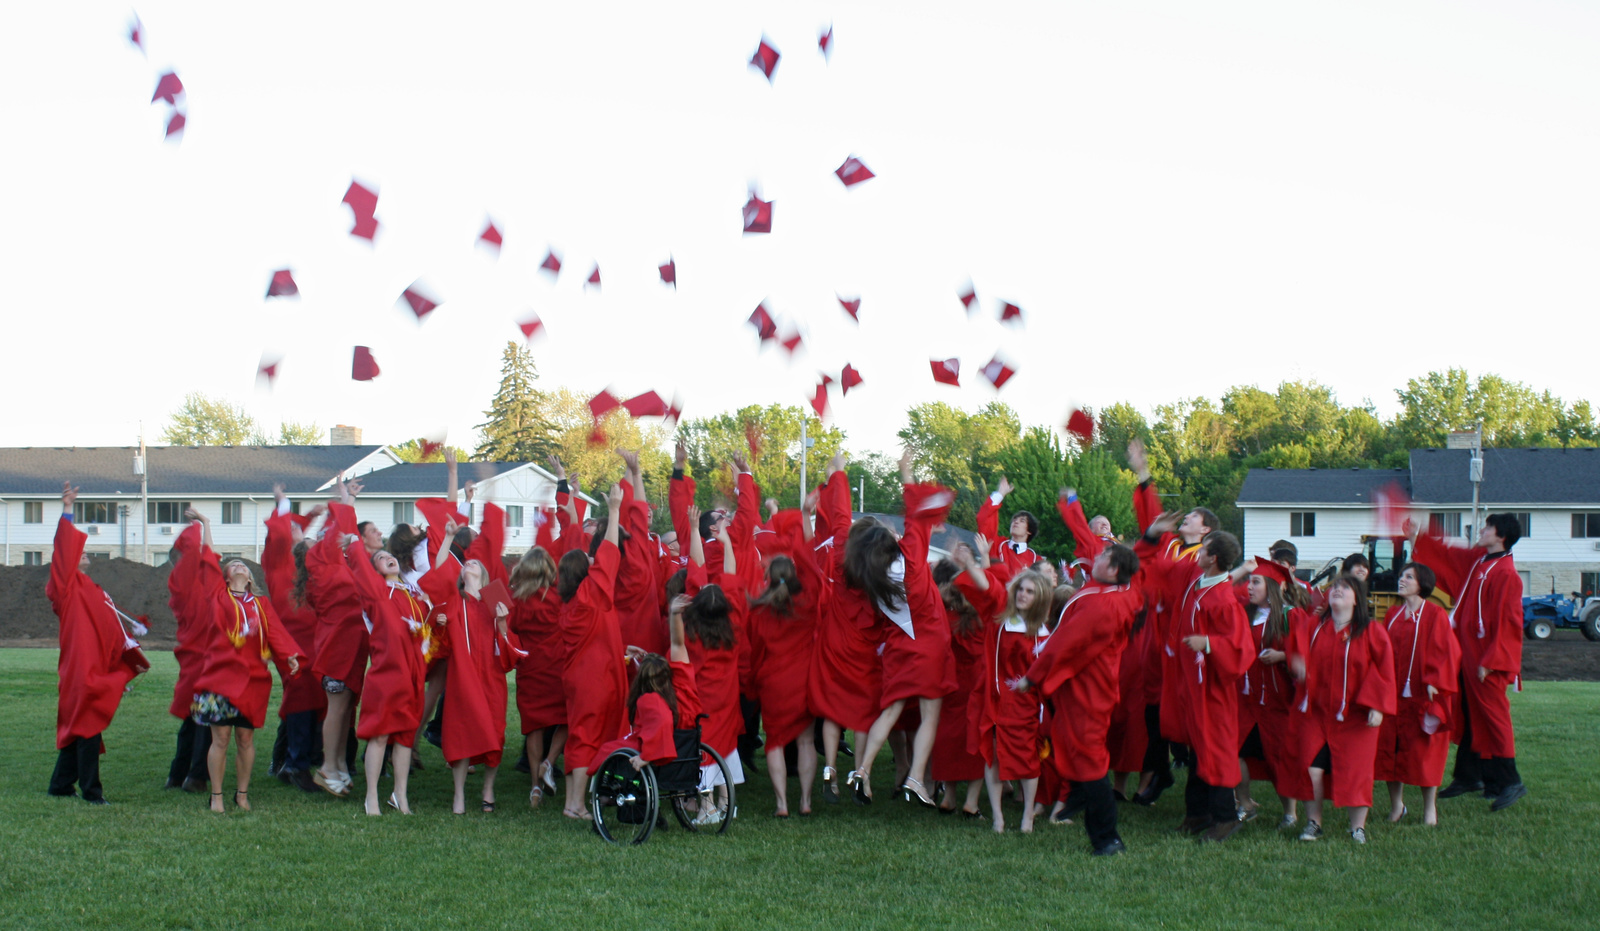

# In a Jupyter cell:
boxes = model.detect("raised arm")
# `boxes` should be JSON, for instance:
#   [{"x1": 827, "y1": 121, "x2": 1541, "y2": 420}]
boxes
[
  {"x1": 465, "y1": 502, "x2": 508, "y2": 585},
  {"x1": 668, "y1": 440, "x2": 695, "y2": 552},
  {"x1": 976, "y1": 476, "x2": 1008, "y2": 561},
  {"x1": 686, "y1": 504, "x2": 705, "y2": 567},
  {"x1": 729, "y1": 452, "x2": 759, "y2": 549},
  {"x1": 47, "y1": 482, "x2": 85, "y2": 605},
  {"x1": 667, "y1": 595, "x2": 690, "y2": 664},
  {"x1": 1056, "y1": 488, "x2": 1104, "y2": 562},
  {"x1": 444, "y1": 447, "x2": 459, "y2": 506}
]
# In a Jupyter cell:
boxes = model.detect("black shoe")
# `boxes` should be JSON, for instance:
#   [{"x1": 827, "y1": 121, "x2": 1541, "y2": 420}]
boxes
[
  {"x1": 1132, "y1": 772, "x2": 1174, "y2": 807},
  {"x1": 1091, "y1": 839, "x2": 1126, "y2": 857},
  {"x1": 1438, "y1": 780, "x2": 1483, "y2": 799},
  {"x1": 424, "y1": 722, "x2": 443, "y2": 749},
  {"x1": 164, "y1": 776, "x2": 180, "y2": 789},
  {"x1": 290, "y1": 769, "x2": 319, "y2": 793},
  {"x1": 277, "y1": 769, "x2": 292, "y2": 785},
  {"x1": 181, "y1": 777, "x2": 207, "y2": 794},
  {"x1": 1490, "y1": 783, "x2": 1527, "y2": 812}
]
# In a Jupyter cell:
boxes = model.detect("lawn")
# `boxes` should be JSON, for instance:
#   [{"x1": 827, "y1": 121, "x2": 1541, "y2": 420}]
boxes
[{"x1": 0, "y1": 649, "x2": 1593, "y2": 931}]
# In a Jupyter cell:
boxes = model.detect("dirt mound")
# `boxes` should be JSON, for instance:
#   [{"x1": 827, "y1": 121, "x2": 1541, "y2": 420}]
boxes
[{"x1": 1521, "y1": 633, "x2": 1600, "y2": 681}]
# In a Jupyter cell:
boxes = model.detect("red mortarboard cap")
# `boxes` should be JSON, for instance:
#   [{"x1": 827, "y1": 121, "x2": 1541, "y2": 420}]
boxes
[
  {"x1": 1065, "y1": 409, "x2": 1095, "y2": 444},
  {"x1": 352, "y1": 346, "x2": 380, "y2": 381},
  {"x1": 257, "y1": 353, "x2": 283, "y2": 387},
  {"x1": 586, "y1": 264, "x2": 601, "y2": 289},
  {"x1": 838, "y1": 295, "x2": 861, "y2": 321},
  {"x1": 588, "y1": 389, "x2": 621, "y2": 420},
  {"x1": 840, "y1": 363, "x2": 863, "y2": 395},
  {"x1": 958, "y1": 283, "x2": 977, "y2": 314},
  {"x1": 540, "y1": 249, "x2": 562, "y2": 279},
  {"x1": 164, "y1": 111, "x2": 186, "y2": 139},
  {"x1": 744, "y1": 422, "x2": 763, "y2": 459},
  {"x1": 999, "y1": 301, "x2": 1023, "y2": 325},
  {"x1": 479, "y1": 220, "x2": 503, "y2": 253},
  {"x1": 779, "y1": 330, "x2": 803, "y2": 355},
  {"x1": 818, "y1": 24, "x2": 833, "y2": 60},
  {"x1": 742, "y1": 193, "x2": 773, "y2": 234},
  {"x1": 658, "y1": 257, "x2": 676, "y2": 287},
  {"x1": 931, "y1": 358, "x2": 961, "y2": 386},
  {"x1": 981, "y1": 355, "x2": 1016, "y2": 390},
  {"x1": 586, "y1": 425, "x2": 608, "y2": 448},
  {"x1": 665, "y1": 394, "x2": 683, "y2": 424},
  {"x1": 835, "y1": 156, "x2": 875, "y2": 188},
  {"x1": 516, "y1": 311, "x2": 545, "y2": 341},
  {"x1": 747, "y1": 302, "x2": 777, "y2": 341},
  {"x1": 350, "y1": 214, "x2": 379, "y2": 241},
  {"x1": 129, "y1": 17, "x2": 145, "y2": 53},
  {"x1": 265, "y1": 269, "x2": 298, "y2": 299},
  {"x1": 398, "y1": 281, "x2": 441, "y2": 322},
  {"x1": 622, "y1": 390, "x2": 667, "y2": 418},
  {"x1": 809, "y1": 383, "x2": 829, "y2": 418},
  {"x1": 342, "y1": 181, "x2": 380, "y2": 241},
  {"x1": 750, "y1": 36, "x2": 780, "y2": 82},
  {"x1": 151, "y1": 71, "x2": 183, "y2": 104},
  {"x1": 820, "y1": 373, "x2": 834, "y2": 386},
  {"x1": 1250, "y1": 558, "x2": 1294, "y2": 588}
]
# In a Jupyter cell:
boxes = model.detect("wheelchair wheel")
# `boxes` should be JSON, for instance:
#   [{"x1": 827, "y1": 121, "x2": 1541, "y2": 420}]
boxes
[
  {"x1": 590, "y1": 748, "x2": 659, "y2": 845},
  {"x1": 671, "y1": 744, "x2": 736, "y2": 835}
]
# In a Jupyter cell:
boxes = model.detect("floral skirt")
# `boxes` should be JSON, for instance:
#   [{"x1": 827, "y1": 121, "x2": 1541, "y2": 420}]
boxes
[{"x1": 191, "y1": 692, "x2": 250, "y2": 728}]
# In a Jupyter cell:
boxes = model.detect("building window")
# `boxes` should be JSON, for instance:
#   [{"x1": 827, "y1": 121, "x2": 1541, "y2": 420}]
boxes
[
  {"x1": 1511, "y1": 513, "x2": 1531, "y2": 540},
  {"x1": 1430, "y1": 512, "x2": 1463, "y2": 537},
  {"x1": 23, "y1": 551, "x2": 43, "y2": 566},
  {"x1": 393, "y1": 501, "x2": 416, "y2": 526},
  {"x1": 23, "y1": 502, "x2": 44, "y2": 524},
  {"x1": 1571, "y1": 513, "x2": 1600, "y2": 538},
  {"x1": 505, "y1": 505, "x2": 524, "y2": 527},
  {"x1": 220, "y1": 552, "x2": 244, "y2": 561},
  {"x1": 148, "y1": 501, "x2": 192, "y2": 524},
  {"x1": 1581, "y1": 572, "x2": 1599, "y2": 599},
  {"x1": 1289, "y1": 512, "x2": 1315, "y2": 537},
  {"x1": 74, "y1": 502, "x2": 118, "y2": 524},
  {"x1": 221, "y1": 502, "x2": 243, "y2": 525},
  {"x1": 289, "y1": 500, "x2": 302, "y2": 515}
]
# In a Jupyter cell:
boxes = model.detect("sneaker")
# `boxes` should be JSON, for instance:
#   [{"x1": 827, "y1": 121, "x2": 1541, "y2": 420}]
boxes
[
  {"x1": 1279, "y1": 813, "x2": 1298, "y2": 831},
  {"x1": 1298, "y1": 820, "x2": 1323, "y2": 842},
  {"x1": 1350, "y1": 826, "x2": 1367, "y2": 845}
]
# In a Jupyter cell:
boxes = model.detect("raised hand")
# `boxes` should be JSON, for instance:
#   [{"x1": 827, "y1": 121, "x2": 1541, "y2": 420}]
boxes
[
  {"x1": 669, "y1": 594, "x2": 692, "y2": 616},
  {"x1": 1127, "y1": 439, "x2": 1150, "y2": 481},
  {"x1": 444, "y1": 447, "x2": 457, "y2": 467},
  {"x1": 997, "y1": 476, "x2": 1014, "y2": 498},
  {"x1": 463, "y1": 481, "x2": 475, "y2": 505},
  {"x1": 674, "y1": 439, "x2": 687, "y2": 470},
  {"x1": 442, "y1": 519, "x2": 459, "y2": 538},
  {"x1": 606, "y1": 482, "x2": 625, "y2": 510},
  {"x1": 732, "y1": 451, "x2": 750, "y2": 474},
  {"x1": 764, "y1": 498, "x2": 779, "y2": 519},
  {"x1": 617, "y1": 448, "x2": 640, "y2": 473},
  {"x1": 346, "y1": 480, "x2": 364, "y2": 498},
  {"x1": 1148, "y1": 511, "x2": 1181, "y2": 536},
  {"x1": 547, "y1": 454, "x2": 566, "y2": 481},
  {"x1": 827, "y1": 451, "x2": 847, "y2": 474},
  {"x1": 898, "y1": 448, "x2": 914, "y2": 483},
  {"x1": 184, "y1": 506, "x2": 207, "y2": 524},
  {"x1": 1059, "y1": 487, "x2": 1075, "y2": 500},
  {"x1": 686, "y1": 504, "x2": 701, "y2": 530}
]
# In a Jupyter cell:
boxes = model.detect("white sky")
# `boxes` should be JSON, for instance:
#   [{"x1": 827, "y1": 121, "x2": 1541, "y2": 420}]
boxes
[{"x1": 3, "y1": 1, "x2": 1596, "y2": 455}]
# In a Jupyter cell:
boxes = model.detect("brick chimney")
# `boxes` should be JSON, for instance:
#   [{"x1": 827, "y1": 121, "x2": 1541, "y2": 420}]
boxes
[{"x1": 329, "y1": 424, "x2": 363, "y2": 446}]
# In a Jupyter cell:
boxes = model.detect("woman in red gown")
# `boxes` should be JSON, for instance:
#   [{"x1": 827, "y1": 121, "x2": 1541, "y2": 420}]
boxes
[
  {"x1": 303, "y1": 480, "x2": 369, "y2": 797},
  {"x1": 683, "y1": 509, "x2": 746, "y2": 796},
  {"x1": 973, "y1": 560, "x2": 1053, "y2": 833},
  {"x1": 1232, "y1": 558, "x2": 1310, "y2": 829},
  {"x1": 187, "y1": 509, "x2": 304, "y2": 813},
  {"x1": 1375, "y1": 563, "x2": 1460, "y2": 825},
  {"x1": 930, "y1": 542, "x2": 1002, "y2": 818},
  {"x1": 509, "y1": 543, "x2": 566, "y2": 809},
  {"x1": 1289, "y1": 574, "x2": 1397, "y2": 844}
]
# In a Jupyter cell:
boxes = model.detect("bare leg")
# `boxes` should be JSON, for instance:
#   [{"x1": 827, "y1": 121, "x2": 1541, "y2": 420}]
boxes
[
  {"x1": 1019, "y1": 777, "x2": 1039, "y2": 833},
  {"x1": 857, "y1": 701, "x2": 907, "y2": 795},
  {"x1": 363, "y1": 735, "x2": 389, "y2": 815},
  {"x1": 1307, "y1": 767, "x2": 1326, "y2": 827},
  {"x1": 566, "y1": 767, "x2": 589, "y2": 817},
  {"x1": 963, "y1": 780, "x2": 982, "y2": 814},
  {"x1": 1283, "y1": 795, "x2": 1299, "y2": 822},
  {"x1": 482, "y1": 760, "x2": 499, "y2": 808},
  {"x1": 796, "y1": 729, "x2": 816, "y2": 813},
  {"x1": 822, "y1": 719, "x2": 841, "y2": 773},
  {"x1": 1387, "y1": 780, "x2": 1405, "y2": 822},
  {"x1": 234, "y1": 728, "x2": 254, "y2": 809},
  {"x1": 907, "y1": 697, "x2": 942, "y2": 788},
  {"x1": 1350, "y1": 805, "x2": 1369, "y2": 832},
  {"x1": 889, "y1": 731, "x2": 910, "y2": 788},
  {"x1": 207, "y1": 725, "x2": 231, "y2": 813},
  {"x1": 319, "y1": 690, "x2": 352, "y2": 785},
  {"x1": 1135, "y1": 771, "x2": 1154, "y2": 794},
  {"x1": 391, "y1": 743, "x2": 413, "y2": 813},
  {"x1": 1421, "y1": 786, "x2": 1438, "y2": 825},
  {"x1": 984, "y1": 764, "x2": 1005, "y2": 833},
  {"x1": 524, "y1": 730, "x2": 545, "y2": 780},
  {"x1": 767, "y1": 744, "x2": 789, "y2": 815},
  {"x1": 451, "y1": 759, "x2": 468, "y2": 815}
]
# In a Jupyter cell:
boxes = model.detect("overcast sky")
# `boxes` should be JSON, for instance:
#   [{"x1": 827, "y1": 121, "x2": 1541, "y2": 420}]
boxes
[{"x1": 3, "y1": 1, "x2": 1596, "y2": 455}]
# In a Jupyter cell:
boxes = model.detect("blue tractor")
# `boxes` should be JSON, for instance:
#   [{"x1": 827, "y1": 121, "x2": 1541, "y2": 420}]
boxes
[{"x1": 1522, "y1": 593, "x2": 1600, "y2": 642}]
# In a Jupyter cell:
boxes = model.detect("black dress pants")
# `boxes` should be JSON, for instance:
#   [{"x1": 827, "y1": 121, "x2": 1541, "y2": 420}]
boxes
[
  {"x1": 1140, "y1": 704, "x2": 1170, "y2": 777},
  {"x1": 169, "y1": 718, "x2": 211, "y2": 784},
  {"x1": 1066, "y1": 776, "x2": 1121, "y2": 849},
  {"x1": 1183, "y1": 768, "x2": 1235, "y2": 825},
  {"x1": 49, "y1": 735, "x2": 104, "y2": 801}
]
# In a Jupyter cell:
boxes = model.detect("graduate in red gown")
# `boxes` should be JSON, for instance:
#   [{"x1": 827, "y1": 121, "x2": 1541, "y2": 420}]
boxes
[
  {"x1": 554, "y1": 483, "x2": 628, "y2": 820},
  {"x1": 261, "y1": 485, "x2": 325, "y2": 792},
  {"x1": 187, "y1": 509, "x2": 304, "y2": 814},
  {"x1": 411, "y1": 449, "x2": 473, "y2": 754},
  {"x1": 929, "y1": 542, "x2": 998, "y2": 817},
  {"x1": 163, "y1": 519, "x2": 213, "y2": 792},
  {"x1": 746, "y1": 499, "x2": 822, "y2": 817},
  {"x1": 806, "y1": 456, "x2": 885, "y2": 804},
  {"x1": 46, "y1": 483, "x2": 145, "y2": 805},
  {"x1": 304, "y1": 477, "x2": 370, "y2": 796},
  {"x1": 972, "y1": 555, "x2": 1052, "y2": 833},
  {"x1": 976, "y1": 476, "x2": 1044, "y2": 573},
  {"x1": 1229, "y1": 557, "x2": 1311, "y2": 829},
  {"x1": 1137, "y1": 513, "x2": 1255, "y2": 843},
  {"x1": 1411, "y1": 513, "x2": 1528, "y2": 811},
  {"x1": 341, "y1": 506, "x2": 430, "y2": 816},
  {"x1": 1016, "y1": 543, "x2": 1144, "y2": 856},
  {"x1": 1376, "y1": 563, "x2": 1461, "y2": 825},
  {"x1": 594, "y1": 598, "x2": 702, "y2": 770},
  {"x1": 682, "y1": 505, "x2": 747, "y2": 791},
  {"x1": 614, "y1": 449, "x2": 668, "y2": 657},
  {"x1": 847, "y1": 452, "x2": 957, "y2": 809},
  {"x1": 1289, "y1": 574, "x2": 1396, "y2": 844},
  {"x1": 508, "y1": 537, "x2": 566, "y2": 809}
]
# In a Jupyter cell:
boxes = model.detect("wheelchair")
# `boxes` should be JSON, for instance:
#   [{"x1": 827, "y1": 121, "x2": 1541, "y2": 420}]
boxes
[{"x1": 589, "y1": 714, "x2": 737, "y2": 845}]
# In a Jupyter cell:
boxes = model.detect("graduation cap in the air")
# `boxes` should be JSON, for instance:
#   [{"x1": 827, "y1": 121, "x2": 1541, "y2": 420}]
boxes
[
  {"x1": 398, "y1": 281, "x2": 442, "y2": 322},
  {"x1": 818, "y1": 24, "x2": 833, "y2": 60},
  {"x1": 151, "y1": 71, "x2": 183, "y2": 104},
  {"x1": 998, "y1": 302, "x2": 1023, "y2": 325},
  {"x1": 743, "y1": 193, "x2": 773, "y2": 234},
  {"x1": 623, "y1": 390, "x2": 668, "y2": 418},
  {"x1": 840, "y1": 363, "x2": 863, "y2": 395},
  {"x1": 750, "y1": 36, "x2": 780, "y2": 82},
  {"x1": 931, "y1": 358, "x2": 961, "y2": 386},
  {"x1": 809, "y1": 382, "x2": 829, "y2": 418},
  {"x1": 659, "y1": 257, "x2": 676, "y2": 287},
  {"x1": 747, "y1": 302, "x2": 777, "y2": 342},
  {"x1": 664, "y1": 394, "x2": 684, "y2": 424},
  {"x1": 958, "y1": 282, "x2": 977, "y2": 314},
  {"x1": 479, "y1": 220, "x2": 503, "y2": 254},
  {"x1": 257, "y1": 353, "x2": 283, "y2": 388},
  {"x1": 981, "y1": 355, "x2": 1016, "y2": 390},
  {"x1": 129, "y1": 16, "x2": 145, "y2": 54},
  {"x1": 516, "y1": 311, "x2": 545, "y2": 341},
  {"x1": 1065, "y1": 408, "x2": 1095, "y2": 445},
  {"x1": 588, "y1": 389, "x2": 622, "y2": 420},
  {"x1": 352, "y1": 346, "x2": 380, "y2": 381},
  {"x1": 540, "y1": 249, "x2": 562, "y2": 280},
  {"x1": 779, "y1": 330, "x2": 803, "y2": 356},
  {"x1": 164, "y1": 111, "x2": 186, "y2": 140},
  {"x1": 838, "y1": 295, "x2": 861, "y2": 321},
  {"x1": 586, "y1": 264, "x2": 601, "y2": 290},
  {"x1": 265, "y1": 269, "x2": 298, "y2": 299},
  {"x1": 342, "y1": 181, "x2": 380, "y2": 241},
  {"x1": 835, "y1": 156, "x2": 874, "y2": 188}
]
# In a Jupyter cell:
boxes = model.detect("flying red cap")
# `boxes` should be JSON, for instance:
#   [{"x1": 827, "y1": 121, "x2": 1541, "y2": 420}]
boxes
[
  {"x1": 750, "y1": 37, "x2": 780, "y2": 82},
  {"x1": 981, "y1": 355, "x2": 1016, "y2": 390},
  {"x1": 352, "y1": 346, "x2": 380, "y2": 381},
  {"x1": 588, "y1": 389, "x2": 621, "y2": 420},
  {"x1": 748, "y1": 302, "x2": 777, "y2": 341},
  {"x1": 958, "y1": 283, "x2": 977, "y2": 313},
  {"x1": 265, "y1": 269, "x2": 298, "y2": 299},
  {"x1": 818, "y1": 24, "x2": 833, "y2": 60},
  {"x1": 586, "y1": 264, "x2": 601, "y2": 289},
  {"x1": 838, "y1": 295, "x2": 861, "y2": 321},
  {"x1": 540, "y1": 249, "x2": 562, "y2": 279},
  {"x1": 1065, "y1": 409, "x2": 1095, "y2": 444},
  {"x1": 151, "y1": 71, "x2": 183, "y2": 104},
  {"x1": 623, "y1": 391, "x2": 667, "y2": 418},
  {"x1": 659, "y1": 257, "x2": 676, "y2": 287},
  {"x1": 164, "y1": 111, "x2": 186, "y2": 139},
  {"x1": 516, "y1": 311, "x2": 545, "y2": 341},
  {"x1": 743, "y1": 193, "x2": 773, "y2": 234},
  {"x1": 999, "y1": 301, "x2": 1023, "y2": 325},
  {"x1": 931, "y1": 358, "x2": 961, "y2": 386},
  {"x1": 342, "y1": 181, "x2": 379, "y2": 241},
  {"x1": 779, "y1": 330, "x2": 803, "y2": 355},
  {"x1": 398, "y1": 281, "x2": 441, "y2": 322},
  {"x1": 840, "y1": 364, "x2": 863, "y2": 395},
  {"x1": 835, "y1": 156, "x2": 874, "y2": 188},
  {"x1": 479, "y1": 220, "x2": 503, "y2": 253},
  {"x1": 809, "y1": 382, "x2": 829, "y2": 418},
  {"x1": 257, "y1": 353, "x2": 283, "y2": 387},
  {"x1": 129, "y1": 16, "x2": 144, "y2": 53}
]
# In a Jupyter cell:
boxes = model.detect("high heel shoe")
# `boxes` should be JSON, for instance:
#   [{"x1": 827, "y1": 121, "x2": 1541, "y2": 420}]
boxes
[
  {"x1": 822, "y1": 766, "x2": 839, "y2": 805},
  {"x1": 846, "y1": 770, "x2": 872, "y2": 806},
  {"x1": 901, "y1": 777, "x2": 936, "y2": 809},
  {"x1": 233, "y1": 790, "x2": 250, "y2": 811}
]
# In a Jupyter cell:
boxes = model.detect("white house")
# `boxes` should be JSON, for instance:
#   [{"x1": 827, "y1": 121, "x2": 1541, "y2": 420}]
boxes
[
  {"x1": 0, "y1": 445, "x2": 592, "y2": 566},
  {"x1": 1239, "y1": 447, "x2": 1600, "y2": 598}
]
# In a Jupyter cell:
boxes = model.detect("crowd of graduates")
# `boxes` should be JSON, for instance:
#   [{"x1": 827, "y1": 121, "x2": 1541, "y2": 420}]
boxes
[{"x1": 46, "y1": 439, "x2": 1529, "y2": 853}]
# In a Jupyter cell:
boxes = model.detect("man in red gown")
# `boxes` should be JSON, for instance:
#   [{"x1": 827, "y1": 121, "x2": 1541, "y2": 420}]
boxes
[
  {"x1": 976, "y1": 476, "x2": 1045, "y2": 573},
  {"x1": 1411, "y1": 513, "x2": 1528, "y2": 810}
]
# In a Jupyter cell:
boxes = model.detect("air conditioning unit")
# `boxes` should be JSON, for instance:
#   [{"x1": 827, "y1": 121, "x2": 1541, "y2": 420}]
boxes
[
  {"x1": 86, "y1": 525, "x2": 100, "y2": 535},
  {"x1": 161, "y1": 526, "x2": 174, "y2": 535},
  {"x1": 1592, "y1": 541, "x2": 1600, "y2": 552}
]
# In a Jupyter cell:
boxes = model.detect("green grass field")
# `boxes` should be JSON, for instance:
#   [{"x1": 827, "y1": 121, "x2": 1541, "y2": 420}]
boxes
[{"x1": 0, "y1": 649, "x2": 1593, "y2": 930}]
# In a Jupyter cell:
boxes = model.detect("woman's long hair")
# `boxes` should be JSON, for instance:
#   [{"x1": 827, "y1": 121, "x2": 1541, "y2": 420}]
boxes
[
  {"x1": 291, "y1": 540, "x2": 312, "y2": 608},
  {"x1": 843, "y1": 520, "x2": 904, "y2": 608},
  {"x1": 1254, "y1": 576, "x2": 1290, "y2": 648},
  {"x1": 1329, "y1": 574, "x2": 1373, "y2": 638},
  {"x1": 509, "y1": 546, "x2": 557, "y2": 599},
  {"x1": 934, "y1": 558, "x2": 983, "y2": 638},
  {"x1": 748, "y1": 555, "x2": 800, "y2": 617},
  {"x1": 388, "y1": 524, "x2": 426, "y2": 575},
  {"x1": 556, "y1": 550, "x2": 589, "y2": 603},
  {"x1": 1003, "y1": 570, "x2": 1052, "y2": 637},
  {"x1": 627, "y1": 653, "x2": 677, "y2": 726},
  {"x1": 684, "y1": 584, "x2": 735, "y2": 650}
]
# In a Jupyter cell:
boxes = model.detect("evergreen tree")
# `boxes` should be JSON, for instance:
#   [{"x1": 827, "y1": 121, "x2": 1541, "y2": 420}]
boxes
[{"x1": 474, "y1": 342, "x2": 555, "y2": 462}]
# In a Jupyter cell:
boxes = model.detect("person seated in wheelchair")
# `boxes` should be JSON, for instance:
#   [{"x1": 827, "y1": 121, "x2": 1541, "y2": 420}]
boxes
[{"x1": 590, "y1": 597, "x2": 702, "y2": 776}]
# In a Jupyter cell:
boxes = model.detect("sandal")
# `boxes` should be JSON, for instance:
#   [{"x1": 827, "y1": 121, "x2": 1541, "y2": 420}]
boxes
[
  {"x1": 233, "y1": 790, "x2": 251, "y2": 811},
  {"x1": 529, "y1": 786, "x2": 544, "y2": 809},
  {"x1": 481, "y1": 800, "x2": 496, "y2": 813}
]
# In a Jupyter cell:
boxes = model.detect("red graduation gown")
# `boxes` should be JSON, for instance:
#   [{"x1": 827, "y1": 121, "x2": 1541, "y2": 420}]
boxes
[
  {"x1": 975, "y1": 614, "x2": 1048, "y2": 780},
  {"x1": 807, "y1": 470, "x2": 884, "y2": 732},
  {"x1": 746, "y1": 514, "x2": 820, "y2": 749},
  {"x1": 1291, "y1": 618, "x2": 1397, "y2": 808},
  {"x1": 1025, "y1": 582, "x2": 1143, "y2": 783},
  {"x1": 685, "y1": 564, "x2": 743, "y2": 757},
  {"x1": 346, "y1": 544, "x2": 428, "y2": 745},
  {"x1": 48, "y1": 516, "x2": 139, "y2": 748},
  {"x1": 261, "y1": 509, "x2": 325, "y2": 718},
  {"x1": 977, "y1": 494, "x2": 1044, "y2": 574},
  {"x1": 190, "y1": 552, "x2": 304, "y2": 729},
  {"x1": 930, "y1": 567, "x2": 1007, "y2": 783},
  {"x1": 1374, "y1": 601, "x2": 1460, "y2": 787},
  {"x1": 590, "y1": 661, "x2": 701, "y2": 769},
  {"x1": 615, "y1": 482, "x2": 667, "y2": 656},
  {"x1": 306, "y1": 506, "x2": 369, "y2": 694},
  {"x1": 165, "y1": 522, "x2": 213, "y2": 720},
  {"x1": 510, "y1": 586, "x2": 567, "y2": 733},
  {"x1": 420, "y1": 556, "x2": 523, "y2": 765},
  {"x1": 557, "y1": 541, "x2": 627, "y2": 770},
  {"x1": 878, "y1": 483, "x2": 958, "y2": 705}
]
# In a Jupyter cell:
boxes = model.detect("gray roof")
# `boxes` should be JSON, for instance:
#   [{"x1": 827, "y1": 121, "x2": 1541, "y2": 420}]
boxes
[
  {"x1": 1409, "y1": 447, "x2": 1600, "y2": 505},
  {"x1": 355, "y1": 461, "x2": 531, "y2": 494},
  {"x1": 0, "y1": 446, "x2": 388, "y2": 496},
  {"x1": 1238, "y1": 468, "x2": 1409, "y2": 506}
]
